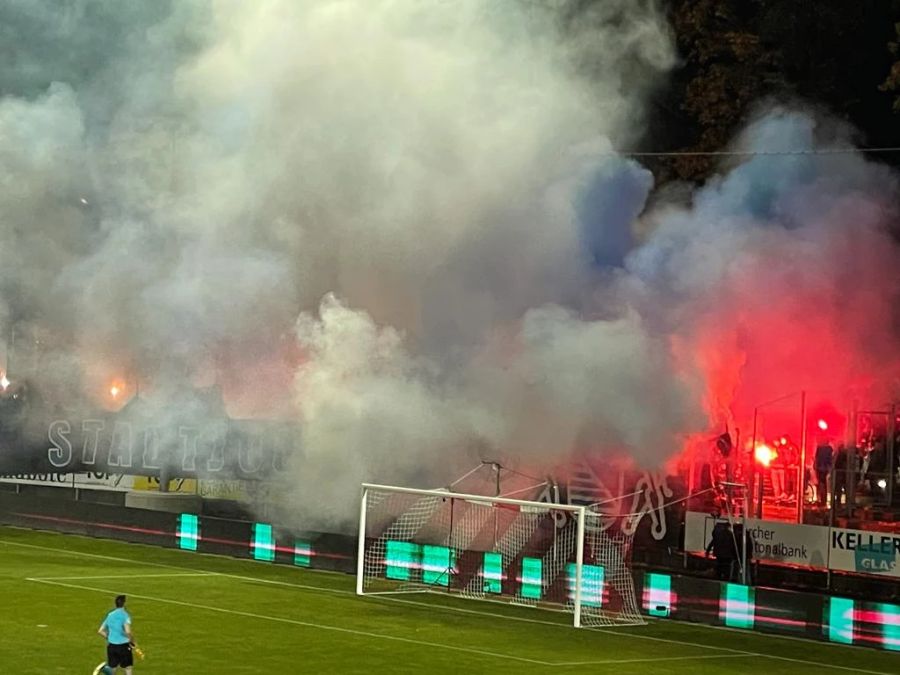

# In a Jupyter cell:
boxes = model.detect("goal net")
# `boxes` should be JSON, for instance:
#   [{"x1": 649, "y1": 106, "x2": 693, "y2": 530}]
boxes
[{"x1": 356, "y1": 483, "x2": 645, "y2": 628}]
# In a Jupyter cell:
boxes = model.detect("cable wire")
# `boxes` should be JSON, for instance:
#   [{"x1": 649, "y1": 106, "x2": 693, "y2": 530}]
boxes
[{"x1": 612, "y1": 146, "x2": 900, "y2": 158}]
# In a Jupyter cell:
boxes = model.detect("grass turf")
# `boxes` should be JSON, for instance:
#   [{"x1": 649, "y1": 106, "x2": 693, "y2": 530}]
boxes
[{"x1": 0, "y1": 526, "x2": 897, "y2": 674}]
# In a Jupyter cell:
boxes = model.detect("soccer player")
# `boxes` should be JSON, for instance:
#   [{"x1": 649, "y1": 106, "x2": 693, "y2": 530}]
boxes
[{"x1": 96, "y1": 595, "x2": 135, "y2": 674}]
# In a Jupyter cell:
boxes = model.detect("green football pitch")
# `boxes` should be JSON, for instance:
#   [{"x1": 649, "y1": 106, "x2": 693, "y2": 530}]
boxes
[{"x1": 0, "y1": 527, "x2": 897, "y2": 674}]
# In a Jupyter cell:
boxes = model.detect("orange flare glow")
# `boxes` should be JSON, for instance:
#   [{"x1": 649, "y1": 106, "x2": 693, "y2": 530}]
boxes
[{"x1": 754, "y1": 443, "x2": 777, "y2": 467}]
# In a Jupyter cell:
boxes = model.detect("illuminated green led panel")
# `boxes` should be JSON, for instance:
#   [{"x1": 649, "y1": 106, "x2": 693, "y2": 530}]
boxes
[
  {"x1": 520, "y1": 557, "x2": 543, "y2": 600},
  {"x1": 422, "y1": 545, "x2": 455, "y2": 586},
  {"x1": 827, "y1": 597, "x2": 854, "y2": 644},
  {"x1": 879, "y1": 603, "x2": 900, "y2": 651},
  {"x1": 176, "y1": 513, "x2": 199, "y2": 551},
  {"x1": 385, "y1": 540, "x2": 421, "y2": 581},
  {"x1": 566, "y1": 563, "x2": 604, "y2": 607},
  {"x1": 483, "y1": 552, "x2": 503, "y2": 593},
  {"x1": 721, "y1": 583, "x2": 754, "y2": 629},
  {"x1": 294, "y1": 539, "x2": 312, "y2": 567},
  {"x1": 252, "y1": 522, "x2": 276, "y2": 562},
  {"x1": 644, "y1": 572, "x2": 672, "y2": 617}
]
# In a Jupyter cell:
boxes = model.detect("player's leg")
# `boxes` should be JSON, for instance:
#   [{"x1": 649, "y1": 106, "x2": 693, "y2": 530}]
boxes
[{"x1": 120, "y1": 642, "x2": 134, "y2": 674}]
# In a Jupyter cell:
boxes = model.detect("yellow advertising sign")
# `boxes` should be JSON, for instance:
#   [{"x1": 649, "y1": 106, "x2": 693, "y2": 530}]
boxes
[{"x1": 131, "y1": 476, "x2": 198, "y2": 493}]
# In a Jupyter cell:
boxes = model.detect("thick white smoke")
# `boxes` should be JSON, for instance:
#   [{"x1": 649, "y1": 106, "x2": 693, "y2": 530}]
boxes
[
  {"x1": 3, "y1": 2, "x2": 898, "y2": 529},
  {"x1": 1, "y1": 0, "x2": 691, "y2": 520}
]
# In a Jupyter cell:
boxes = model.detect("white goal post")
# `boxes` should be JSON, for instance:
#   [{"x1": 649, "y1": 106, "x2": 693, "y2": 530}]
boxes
[{"x1": 356, "y1": 482, "x2": 645, "y2": 628}]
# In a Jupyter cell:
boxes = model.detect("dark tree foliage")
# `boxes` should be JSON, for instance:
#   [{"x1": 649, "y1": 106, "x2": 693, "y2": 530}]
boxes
[
  {"x1": 641, "y1": 0, "x2": 900, "y2": 184},
  {"x1": 882, "y1": 22, "x2": 900, "y2": 112}
]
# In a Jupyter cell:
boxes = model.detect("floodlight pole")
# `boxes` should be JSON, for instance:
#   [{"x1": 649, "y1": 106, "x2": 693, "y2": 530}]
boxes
[
  {"x1": 742, "y1": 509, "x2": 748, "y2": 584},
  {"x1": 750, "y1": 409, "x2": 759, "y2": 517},
  {"x1": 848, "y1": 399, "x2": 859, "y2": 510},
  {"x1": 797, "y1": 390, "x2": 807, "y2": 524},
  {"x1": 887, "y1": 403, "x2": 896, "y2": 508}
]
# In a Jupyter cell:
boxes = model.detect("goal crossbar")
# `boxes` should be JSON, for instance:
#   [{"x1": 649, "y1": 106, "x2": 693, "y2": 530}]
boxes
[{"x1": 359, "y1": 482, "x2": 588, "y2": 513}]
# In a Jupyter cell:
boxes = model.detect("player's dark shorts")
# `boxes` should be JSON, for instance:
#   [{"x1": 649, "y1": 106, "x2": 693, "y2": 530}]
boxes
[{"x1": 107, "y1": 642, "x2": 133, "y2": 668}]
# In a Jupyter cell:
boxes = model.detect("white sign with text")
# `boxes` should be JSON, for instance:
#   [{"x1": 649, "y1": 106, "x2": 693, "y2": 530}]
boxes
[
  {"x1": 829, "y1": 527, "x2": 900, "y2": 578},
  {"x1": 0, "y1": 472, "x2": 134, "y2": 491},
  {"x1": 685, "y1": 511, "x2": 900, "y2": 577},
  {"x1": 685, "y1": 511, "x2": 828, "y2": 568}
]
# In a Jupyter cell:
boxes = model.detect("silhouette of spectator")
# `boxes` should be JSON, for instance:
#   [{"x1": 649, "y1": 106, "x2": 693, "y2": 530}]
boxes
[
  {"x1": 833, "y1": 444, "x2": 849, "y2": 510},
  {"x1": 814, "y1": 440, "x2": 834, "y2": 506},
  {"x1": 869, "y1": 438, "x2": 887, "y2": 497},
  {"x1": 771, "y1": 446, "x2": 787, "y2": 501},
  {"x1": 705, "y1": 514, "x2": 736, "y2": 581},
  {"x1": 781, "y1": 439, "x2": 799, "y2": 500}
]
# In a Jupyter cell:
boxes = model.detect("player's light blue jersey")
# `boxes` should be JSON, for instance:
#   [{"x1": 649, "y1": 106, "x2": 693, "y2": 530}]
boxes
[{"x1": 101, "y1": 608, "x2": 131, "y2": 645}]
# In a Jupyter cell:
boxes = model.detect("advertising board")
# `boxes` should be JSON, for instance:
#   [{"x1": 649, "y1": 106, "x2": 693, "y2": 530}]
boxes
[
  {"x1": 685, "y1": 511, "x2": 900, "y2": 578},
  {"x1": 0, "y1": 472, "x2": 135, "y2": 491},
  {"x1": 684, "y1": 511, "x2": 829, "y2": 568}
]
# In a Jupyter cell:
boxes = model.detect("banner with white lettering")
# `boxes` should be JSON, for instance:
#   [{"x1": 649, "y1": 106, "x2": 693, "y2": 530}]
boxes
[
  {"x1": 829, "y1": 528, "x2": 900, "y2": 577},
  {"x1": 684, "y1": 511, "x2": 829, "y2": 569},
  {"x1": 686, "y1": 511, "x2": 900, "y2": 578},
  {"x1": 0, "y1": 389, "x2": 301, "y2": 481}
]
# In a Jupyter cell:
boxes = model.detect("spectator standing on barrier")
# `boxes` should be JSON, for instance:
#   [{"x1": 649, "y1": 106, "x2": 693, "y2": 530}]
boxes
[
  {"x1": 771, "y1": 445, "x2": 787, "y2": 502},
  {"x1": 869, "y1": 437, "x2": 887, "y2": 497},
  {"x1": 705, "y1": 513, "x2": 736, "y2": 580},
  {"x1": 815, "y1": 439, "x2": 834, "y2": 507},
  {"x1": 781, "y1": 438, "x2": 799, "y2": 503}
]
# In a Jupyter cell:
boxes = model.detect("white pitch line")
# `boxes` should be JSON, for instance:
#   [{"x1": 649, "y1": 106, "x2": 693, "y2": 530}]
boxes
[
  {"x1": 763, "y1": 654, "x2": 894, "y2": 674},
  {"x1": 29, "y1": 572, "x2": 217, "y2": 581},
  {"x1": 25, "y1": 577, "x2": 761, "y2": 670},
  {"x1": 667, "y1": 616, "x2": 885, "y2": 650},
  {"x1": 554, "y1": 654, "x2": 753, "y2": 666},
  {"x1": 583, "y1": 626, "x2": 892, "y2": 675},
  {"x1": 1, "y1": 538, "x2": 202, "y2": 571},
  {"x1": 3, "y1": 536, "x2": 733, "y2": 651},
  {"x1": 368, "y1": 594, "x2": 753, "y2": 654},
  {"x1": 0, "y1": 538, "x2": 355, "y2": 596},
  {"x1": 370, "y1": 597, "x2": 893, "y2": 673},
  {"x1": 27, "y1": 578, "x2": 553, "y2": 667},
  {"x1": 5, "y1": 537, "x2": 895, "y2": 674}
]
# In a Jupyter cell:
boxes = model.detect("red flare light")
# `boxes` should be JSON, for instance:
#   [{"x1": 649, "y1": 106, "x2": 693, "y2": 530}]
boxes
[
  {"x1": 817, "y1": 419, "x2": 829, "y2": 431},
  {"x1": 755, "y1": 443, "x2": 777, "y2": 467}
]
